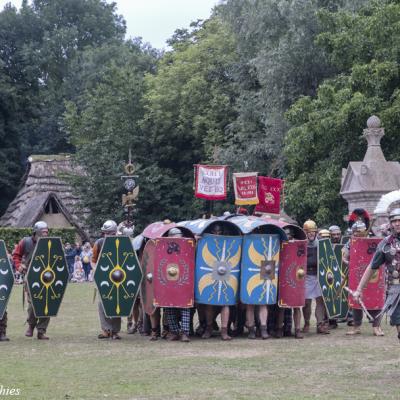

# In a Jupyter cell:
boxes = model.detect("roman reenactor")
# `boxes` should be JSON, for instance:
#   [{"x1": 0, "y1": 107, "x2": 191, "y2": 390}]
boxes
[
  {"x1": 0, "y1": 247, "x2": 13, "y2": 342},
  {"x1": 353, "y1": 208, "x2": 400, "y2": 342},
  {"x1": 117, "y1": 222, "x2": 142, "y2": 335},
  {"x1": 13, "y1": 221, "x2": 50, "y2": 340},
  {"x1": 92, "y1": 220, "x2": 122, "y2": 340},
  {"x1": 302, "y1": 220, "x2": 330, "y2": 334},
  {"x1": 318, "y1": 229, "x2": 331, "y2": 240},
  {"x1": 329, "y1": 225, "x2": 342, "y2": 244},
  {"x1": 163, "y1": 227, "x2": 191, "y2": 342},
  {"x1": 273, "y1": 227, "x2": 303, "y2": 339},
  {"x1": 344, "y1": 221, "x2": 384, "y2": 336},
  {"x1": 201, "y1": 223, "x2": 232, "y2": 341},
  {"x1": 0, "y1": 314, "x2": 8, "y2": 342}
]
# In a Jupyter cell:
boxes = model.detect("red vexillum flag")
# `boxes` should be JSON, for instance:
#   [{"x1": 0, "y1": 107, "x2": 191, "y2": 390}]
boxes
[
  {"x1": 194, "y1": 164, "x2": 228, "y2": 200},
  {"x1": 232, "y1": 172, "x2": 259, "y2": 205},
  {"x1": 254, "y1": 176, "x2": 283, "y2": 214}
]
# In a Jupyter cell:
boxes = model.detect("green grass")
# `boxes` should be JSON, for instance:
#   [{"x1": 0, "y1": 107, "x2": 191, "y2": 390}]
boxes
[{"x1": 2, "y1": 283, "x2": 400, "y2": 400}]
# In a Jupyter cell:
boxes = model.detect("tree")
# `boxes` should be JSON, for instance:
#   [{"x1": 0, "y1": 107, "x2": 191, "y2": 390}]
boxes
[
  {"x1": 139, "y1": 16, "x2": 239, "y2": 223},
  {"x1": 0, "y1": 0, "x2": 127, "y2": 215},
  {"x1": 284, "y1": 0, "x2": 400, "y2": 225},
  {"x1": 215, "y1": 0, "x2": 349, "y2": 175},
  {"x1": 63, "y1": 41, "x2": 157, "y2": 232}
]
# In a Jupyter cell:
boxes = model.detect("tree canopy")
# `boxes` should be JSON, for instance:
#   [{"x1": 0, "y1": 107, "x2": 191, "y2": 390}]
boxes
[
  {"x1": 284, "y1": 0, "x2": 400, "y2": 225},
  {"x1": 2, "y1": 0, "x2": 399, "y2": 233}
]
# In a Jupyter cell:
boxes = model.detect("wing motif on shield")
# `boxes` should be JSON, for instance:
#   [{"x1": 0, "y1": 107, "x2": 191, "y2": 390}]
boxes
[
  {"x1": 198, "y1": 240, "x2": 240, "y2": 302},
  {"x1": 246, "y1": 238, "x2": 279, "y2": 303}
]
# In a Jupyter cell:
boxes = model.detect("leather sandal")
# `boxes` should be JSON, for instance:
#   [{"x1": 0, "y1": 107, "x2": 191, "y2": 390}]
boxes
[
  {"x1": 373, "y1": 327, "x2": 384, "y2": 337},
  {"x1": 294, "y1": 329, "x2": 304, "y2": 339},
  {"x1": 346, "y1": 327, "x2": 361, "y2": 335}
]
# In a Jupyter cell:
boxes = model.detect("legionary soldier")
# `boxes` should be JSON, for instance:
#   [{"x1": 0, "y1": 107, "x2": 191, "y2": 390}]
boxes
[
  {"x1": 163, "y1": 228, "x2": 191, "y2": 342},
  {"x1": 302, "y1": 220, "x2": 329, "y2": 334},
  {"x1": 318, "y1": 229, "x2": 331, "y2": 240},
  {"x1": 117, "y1": 222, "x2": 142, "y2": 335},
  {"x1": 0, "y1": 249, "x2": 11, "y2": 341},
  {"x1": 353, "y1": 208, "x2": 400, "y2": 342},
  {"x1": 343, "y1": 221, "x2": 384, "y2": 336},
  {"x1": 0, "y1": 314, "x2": 8, "y2": 342},
  {"x1": 201, "y1": 223, "x2": 233, "y2": 341},
  {"x1": 13, "y1": 221, "x2": 50, "y2": 340},
  {"x1": 329, "y1": 225, "x2": 342, "y2": 244},
  {"x1": 273, "y1": 227, "x2": 303, "y2": 339},
  {"x1": 93, "y1": 220, "x2": 122, "y2": 340}
]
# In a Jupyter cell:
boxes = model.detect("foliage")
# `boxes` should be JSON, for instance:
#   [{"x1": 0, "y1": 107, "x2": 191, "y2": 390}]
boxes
[
  {"x1": 215, "y1": 0, "x2": 350, "y2": 175},
  {"x1": 285, "y1": 0, "x2": 400, "y2": 226},
  {"x1": 63, "y1": 41, "x2": 157, "y2": 232},
  {"x1": 0, "y1": 227, "x2": 76, "y2": 251},
  {"x1": 0, "y1": 0, "x2": 126, "y2": 216},
  {"x1": 64, "y1": 17, "x2": 238, "y2": 232},
  {"x1": 139, "y1": 17, "x2": 238, "y2": 224}
]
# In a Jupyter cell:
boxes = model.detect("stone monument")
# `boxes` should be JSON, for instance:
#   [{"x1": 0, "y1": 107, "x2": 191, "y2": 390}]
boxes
[{"x1": 340, "y1": 115, "x2": 400, "y2": 229}]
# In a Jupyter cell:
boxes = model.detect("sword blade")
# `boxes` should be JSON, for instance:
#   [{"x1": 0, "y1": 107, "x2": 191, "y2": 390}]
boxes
[{"x1": 344, "y1": 286, "x2": 374, "y2": 321}]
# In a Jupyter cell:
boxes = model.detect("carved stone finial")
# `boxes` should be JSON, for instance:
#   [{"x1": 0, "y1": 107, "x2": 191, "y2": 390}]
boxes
[{"x1": 367, "y1": 115, "x2": 381, "y2": 129}]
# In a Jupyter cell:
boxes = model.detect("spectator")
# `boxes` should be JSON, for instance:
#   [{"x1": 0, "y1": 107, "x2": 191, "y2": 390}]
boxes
[
  {"x1": 81, "y1": 242, "x2": 93, "y2": 281},
  {"x1": 64, "y1": 242, "x2": 76, "y2": 281},
  {"x1": 71, "y1": 255, "x2": 85, "y2": 283}
]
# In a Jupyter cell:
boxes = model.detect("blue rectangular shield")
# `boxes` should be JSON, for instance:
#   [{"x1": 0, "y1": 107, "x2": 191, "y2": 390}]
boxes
[
  {"x1": 240, "y1": 234, "x2": 280, "y2": 305},
  {"x1": 195, "y1": 234, "x2": 241, "y2": 305}
]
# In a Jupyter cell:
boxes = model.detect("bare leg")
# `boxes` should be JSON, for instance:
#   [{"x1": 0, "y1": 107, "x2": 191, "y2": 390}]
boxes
[
  {"x1": 201, "y1": 305, "x2": 214, "y2": 339},
  {"x1": 274, "y1": 308, "x2": 284, "y2": 337},
  {"x1": 316, "y1": 297, "x2": 329, "y2": 334},
  {"x1": 302, "y1": 299, "x2": 311, "y2": 332},
  {"x1": 246, "y1": 305, "x2": 256, "y2": 339},
  {"x1": 149, "y1": 308, "x2": 160, "y2": 341},
  {"x1": 293, "y1": 308, "x2": 303, "y2": 339},
  {"x1": 246, "y1": 305, "x2": 255, "y2": 327},
  {"x1": 259, "y1": 305, "x2": 269, "y2": 339},
  {"x1": 221, "y1": 306, "x2": 231, "y2": 340}
]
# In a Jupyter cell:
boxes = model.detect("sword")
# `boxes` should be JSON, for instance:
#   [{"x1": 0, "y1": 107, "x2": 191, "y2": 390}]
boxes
[{"x1": 344, "y1": 286, "x2": 374, "y2": 322}]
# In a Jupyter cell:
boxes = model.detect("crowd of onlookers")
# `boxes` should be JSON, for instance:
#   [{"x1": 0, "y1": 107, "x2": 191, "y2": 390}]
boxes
[{"x1": 64, "y1": 242, "x2": 93, "y2": 283}]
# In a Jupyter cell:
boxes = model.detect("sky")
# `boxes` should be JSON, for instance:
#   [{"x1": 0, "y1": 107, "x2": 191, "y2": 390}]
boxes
[{"x1": 0, "y1": 0, "x2": 220, "y2": 49}]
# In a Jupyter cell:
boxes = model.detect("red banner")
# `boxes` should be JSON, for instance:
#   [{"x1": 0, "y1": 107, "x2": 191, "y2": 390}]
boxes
[
  {"x1": 232, "y1": 172, "x2": 259, "y2": 205},
  {"x1": 194, "y1": 165, "x2": 228, "y2": 200},
  {"x1": 254, "y1": 176, "x2": 283, "y2": 214}
]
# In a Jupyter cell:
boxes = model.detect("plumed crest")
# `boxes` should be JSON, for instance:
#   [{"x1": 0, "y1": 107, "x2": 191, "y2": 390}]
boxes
[
  {"x1": 348, "y1": 208, "x2": 370, "y2": 229},
  {"x1": 374, "y1": 190, "x2": 400, "y2": 215}
]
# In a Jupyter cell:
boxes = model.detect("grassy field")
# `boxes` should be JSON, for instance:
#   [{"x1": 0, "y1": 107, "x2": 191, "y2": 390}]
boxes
[{"x1": 1, "y1": 283, "x2": 399, "y2": 400}]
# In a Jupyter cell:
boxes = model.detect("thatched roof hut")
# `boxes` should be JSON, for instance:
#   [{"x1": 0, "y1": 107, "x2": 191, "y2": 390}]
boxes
[{"x1": 0, "y1": 154, "x2": 89, "y2": 241}]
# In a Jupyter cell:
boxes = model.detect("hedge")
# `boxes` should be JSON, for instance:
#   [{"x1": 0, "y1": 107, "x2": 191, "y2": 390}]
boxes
[{"x1": 0, "y1": 227, "x2": 77, "y2": 251}]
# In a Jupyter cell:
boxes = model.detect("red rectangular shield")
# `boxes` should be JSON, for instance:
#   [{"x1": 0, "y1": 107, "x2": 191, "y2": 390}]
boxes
[
  {"x1": 141, "y1": 240, "x2": 156, "y2": 315},
  {"x1": 348, "y1": 237, "x2": 385, "y2": 310},
  {"x1": 153, "y1": 237, "x2": 195, "y2": 308},
  {"x1": 278, "y1": 240, "x2": 307, "y2": 308}
]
